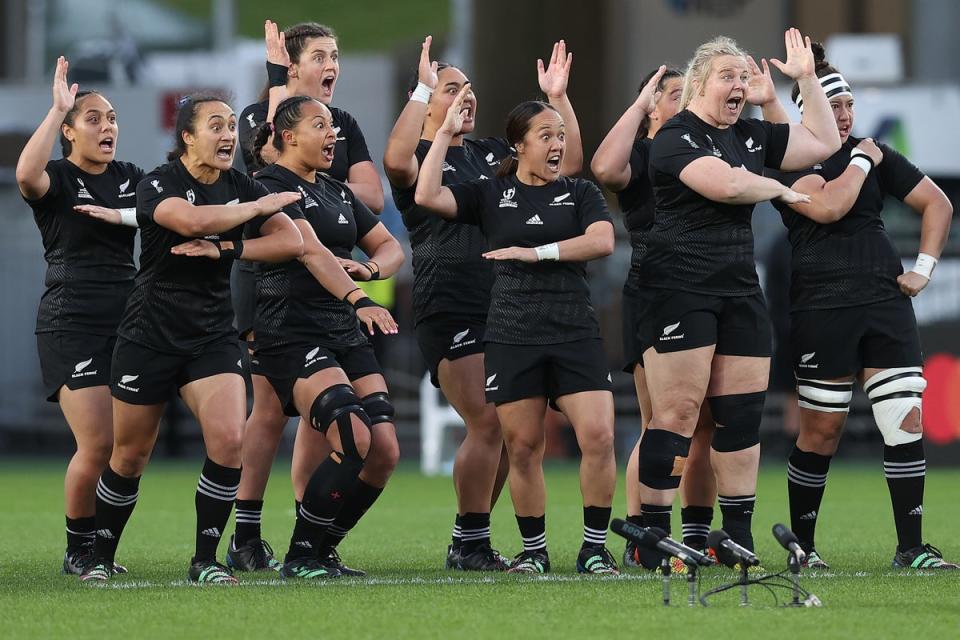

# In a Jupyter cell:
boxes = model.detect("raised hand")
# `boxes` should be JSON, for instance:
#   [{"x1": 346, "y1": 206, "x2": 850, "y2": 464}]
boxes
[
  {"x1": 636, "y1": 65, "x2": 667, "y2": 114},
  {"x1": 52, "y1": 56, "x2": 79, "y2": 114},
  {"x1": 254, "y1": 191, "x2": 301, "y2": 215},
  {"x1": 745, "y1": 56, "x2": 778, "y2": 106},
  {"x1": 537, "y1": 40, "x2": 573, "y2": 99},
  {"x1": 855, "y1": 138, "x2": 884, "y2": 166},
  {"x1": 770, "y1": 27, "x2": 815, "y2": 80},
  {"x1": 482, "y1": 246, "x2": 538, "y2": 263},
  {"x1": 356, "y1": 305, "x2": 399, "y2": 336},
  {"x1": 265, "y1": 20, "x2": 290, "y2": 67},
  {"x1": 73, "y1": 204, "x2": 121, "y2": 224},
  {"x1": 170, "y1": 239, "x2": 220, "y2": 259},
  {"x1": 419, "y1": 35, "x2": 439, "y2": 89},
  {"x1": 440, "y1": 83, "x2": 471, "y2": 136}
]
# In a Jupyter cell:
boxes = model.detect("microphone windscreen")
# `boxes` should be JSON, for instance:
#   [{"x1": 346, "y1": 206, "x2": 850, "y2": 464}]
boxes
[{"x1": 706, "y1": 529, "x2": 738, "y2": 568}]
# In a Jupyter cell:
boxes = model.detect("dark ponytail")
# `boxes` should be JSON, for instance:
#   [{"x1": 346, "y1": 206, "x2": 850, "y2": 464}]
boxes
[
  {"x1": 495, "y1": 100, "x2": 559, "y2": 178},
  {"x1": 251, "y1": 95, "x2": 318, "y2": 167},
  {"x1": 790, "y1": 41, "x2": 840, "y2": 105},
  {"x1": 60, "y1": 91, "x2": 104, "y2": 157},
  {"x1": 166, "y1": 93, "x2": 231, "y2": 162},
  {"x1": 637, "y1": 66, "x2": 683, "y2": 139}
]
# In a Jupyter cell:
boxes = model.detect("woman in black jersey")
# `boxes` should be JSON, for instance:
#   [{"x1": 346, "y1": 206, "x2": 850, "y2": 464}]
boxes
[
  {"x1": 765, "y1": 45, "x2": 956, "y2": 570},
  {"x1": 635, "y1": 29, "x2": 840, "y2": 555},
  {"x1": 416, "y1": 89, "x2": 618, "y2": 575},
  {"x1": 592, "y1": 65, "x2": 718, "y2": 568},
  {"x1": 16, "y1": 57, "x2": 141, "y2": 576},
  {"x1": 79, "y1": 95, "x2": 305, "y2": 585},
  {"x1": 384, "y1": 37, "x2": 582, "y2": 571},
  {"x1": 234, "y1": 96, "x2": 402, "y2": 579},
  {"x1": 230, "y1": 22, "x2": 385, "y2": 566}
]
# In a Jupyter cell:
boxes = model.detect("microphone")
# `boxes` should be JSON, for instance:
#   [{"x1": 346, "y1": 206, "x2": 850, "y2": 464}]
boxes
[
  {"x1": 611, "y1": 519, "x2": 713, "y2": 567},
  {"x1": 706, "y1": 529, "x2": 759, "y2": 568},
  {"x1": 772, "y1": 523, "x2": 806, "y2": 563}
]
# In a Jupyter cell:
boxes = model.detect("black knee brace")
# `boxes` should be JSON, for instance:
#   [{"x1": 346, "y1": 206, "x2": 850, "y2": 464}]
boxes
[
  {"x1": 638, "y1": 428, "x2": 692, "y2": 490},
  {"x1": 709, "y1": 391, "x2": 765, "y2": 452},
  {"x1": 361, "y1": 391, "x2": 395, "y2": 425},
  {"x1": 310, "y1": 384, "x2": 371, "y2": 461}
]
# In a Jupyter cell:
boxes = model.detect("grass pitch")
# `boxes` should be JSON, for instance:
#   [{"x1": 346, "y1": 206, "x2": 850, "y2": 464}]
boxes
[{"x1": 2, "y1": 460, "x2": 959, "y2": 639}]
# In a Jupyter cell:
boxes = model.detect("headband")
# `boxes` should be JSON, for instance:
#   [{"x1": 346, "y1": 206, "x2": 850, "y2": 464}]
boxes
[{"x1": 795, "y1": 72, "x2": 852, "y2": 112}]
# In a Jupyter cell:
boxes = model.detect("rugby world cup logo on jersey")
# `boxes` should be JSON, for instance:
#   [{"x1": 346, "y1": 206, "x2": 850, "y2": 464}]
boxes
[
  {"x1": 442, "y1": 161, "x2": 457, "y2": 173},
  {"x1": 659, "y1": 321, "x2": 684, "y2": 342},
  {"x1": 550, "y1": 192, "x2": 574, "y2": 207},
  {"x1": 450, "y1": 328, "x2": 477, "y2": 352},
  {"x1": 499, "y1": 188, "x2": 517, "y2": 208},
  {"x1": 118, "y1": 178, "x2": 135, "y2": 198},
  {"x1": 71, "y1": 357, "x2": 98, "y2": 379},
  {"x1": 333, "y1": 125, "x2": 345, "y2": 141},
  {"x1": 76, "y1": 178, "x2": 93, "y2": 200},
  {"x1": 485, "y1": 152, "x2": 498, "y2": 167},
  {"x1": 799, "y1": 352, "x2": 818, "y2": 369},
  {"x1": 186, "y1": 189, "x2": 195, "y2": 204},
  {"x1": 298, "y1": 186, "x2": 318, "y2": 209},
  {"x1": 744, "y1": 137, "x2": 763, "y2": 153},
  {"x1": 305, "y1": 346, "x2": 328, "y2": 368},
  {"x1": 118, "y1": 374, "x2": 140, "y2": 392},
  {"x1": 151, "y1": 179, "x2": 163, "y2": 193}
]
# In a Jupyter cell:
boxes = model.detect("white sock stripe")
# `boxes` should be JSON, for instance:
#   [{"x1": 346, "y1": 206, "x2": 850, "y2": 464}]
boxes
[
  {"x1": 522, "y1": 533, "x2": 546, "y2": 544},
  {"x1": 66, "y1": 527, "x2": 96, "y2": 537},
  {"x1": 198, "y1": 476, "x2": 238, "y2": 500},
  {"x1": 452, "y1": 525, "x2": 462, "y2": 536},
  {"x1": 298, "y1": 506, "x2": 334, "y2": 526},
  {"x1": 682, "y1": 524, "x2": 711, "y2": 533},
  {"x1": 885, "y1": 471, "x2": 926, "y2": 478},
  {"x1": 461, "y1": 527, "x2": 491, "y2": 535},
  {"x1": 788, "y1": 476, "x2": 827, "y2": 488},
  {"x1": 234, "y1": 509, "x2": 262, "y2": 519},
  {"x1": 787, "y1": 463, "x2": 829, "y2": 481},
  {"x1": 96, "y1": 485, "x2": 138, "y2": 506},
  {"x1": 884, "y1": 460, "x2": 927, "y2": 467},
  {"x1": 195, "y1": 485, "x2": 236, "y2": 502},
  {"x1": 461, "y1": 532, "x2": 491, "y2": 542},
  {"x1": 234, "y1": 513, "x2": 261, "y2": 522},
  {"x1": 583, "y1": 526, "x2": 608, "y2": 535},
  {"x1": 523, "y1": 541, "x2": 547, "y2": 551},
  {"x1": 326, "y1": 526, "x2": 350, "y2": 536},
  {"x1": 788, "y1": 468, "x2": 827, "y2": 485},
  {"x1": 718, "y1": 496, "x2": 756, "y2": 504},
  {"x1": 97, "y1": 479, "x2": 138, "y2": 502},
  {"x1": 198, "y1": 473, "x2": 240, "y2": 493}
]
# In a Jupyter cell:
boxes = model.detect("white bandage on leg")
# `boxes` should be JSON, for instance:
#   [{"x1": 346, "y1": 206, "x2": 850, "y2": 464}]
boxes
[
  {"x1": 797, "y1": 378, "x2": 854, "y2": 413},
  {"x1": 863, "y1": 367, "x2": 926, "y2": 446}
]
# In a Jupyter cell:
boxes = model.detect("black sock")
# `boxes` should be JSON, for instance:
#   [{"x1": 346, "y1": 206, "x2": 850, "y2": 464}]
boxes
[
  {"x1": 193, "y1": 458, "x2": 240, "y2": 564},
  {"x1": 626, "y1": 514, "x2": 644, "y2": 527},
  {"x1": 451, "y1": 514, "x2": 463, "y2": 549},
  {"x1": 93, "y1": 466, "x2": 140, "y2": 563},
  {"x1": 66, "y1": 515, "x2": 95, "y2": 551},
  {"x1": 787, "y1": 447, "x2": 831, "y2": 549},
  {"x1": 234, "y1": 499, "x2": 264, "y2": 547},
  {"x1": 322, "y1": 480, "x2": 384, "y2": 549},
  {"x1": 718, "y1": 494, "x2": 756, "y2": 551},
  {"x1": 582, "y1": 506, "x2": 611, "y2": 549},
  {"x1": 288, "y1": 454, "x2": 361, "y2": 560},
  {"x1": 460, "y1": 512, "x2": 492, "y2": 554},
  {"x1": 884, "y1": 440, "x2": 925, "y2": 552},
  {"x1": 516, "y1": 514, "x2": 546, "y2": 553},
  {"x1": 640, "y1": 503, "x2": 672, "y2": 535},
  {"x1": 680, "y1": 506, "x2": 713, "y2": 550}
]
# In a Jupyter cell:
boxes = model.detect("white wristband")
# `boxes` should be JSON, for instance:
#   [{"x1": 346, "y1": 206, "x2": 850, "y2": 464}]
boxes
[
  {"x1": 410, "y1": 82, "x2": 433, "y2": 104},
  {"x1": 912, "y1": 253, "x2": 937, "y2": 280},
  {"x1": 119, "y1": 208, "x2": 138, "y2": 227},
  {"x1": 534, "y1": 243, "x2": 560, "y2": 262},
  {"x1": 849, "y1": 156, "x2": 872, "y2": 176}
]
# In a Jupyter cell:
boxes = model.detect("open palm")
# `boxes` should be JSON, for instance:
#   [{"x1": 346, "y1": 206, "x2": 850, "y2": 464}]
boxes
[
  {"x1": 770, "y1": 28, "x2": 815, "y2": 80},
  {"x1": 537, "y1": 40, "x2": 573, "y2": 99}
]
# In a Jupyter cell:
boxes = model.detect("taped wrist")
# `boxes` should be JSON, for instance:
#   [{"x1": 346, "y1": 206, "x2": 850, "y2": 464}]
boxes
[
  {"x1": 638, "y1": 428, "x2": 691, "y2": 490},
  {"x1": 266, "y1": 61, "x2": 288, "y2": 88}
]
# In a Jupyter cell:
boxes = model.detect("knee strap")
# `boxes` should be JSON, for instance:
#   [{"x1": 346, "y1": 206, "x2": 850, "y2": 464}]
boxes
[
  {"x1": 797, "y1": 378, "x2": 853, "y2": 413},
  {"x1": 709, "y1": 391, "x2": 765, "y2": 452},
  {"x1": 361, "y1": 391, "x2": 395, "y2": 425},
  {"x1": 309, "y1": 384, "x2": 371, "y2": 461},
  {"x1": 864, "y1": 367, "x2": 925, "y2": 446},
  {"x1": 638, "y1": 428, "x2": 691, "y2": 490}
]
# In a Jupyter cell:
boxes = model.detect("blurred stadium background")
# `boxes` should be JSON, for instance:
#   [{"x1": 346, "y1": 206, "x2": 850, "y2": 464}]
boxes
[{"x1": 1, "y1": 0, "x2": 959, "y2": 469}]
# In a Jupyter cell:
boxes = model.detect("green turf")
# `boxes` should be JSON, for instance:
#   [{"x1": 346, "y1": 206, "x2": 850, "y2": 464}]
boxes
[{"x1": 2, "y1": 460, "x2": 959, "y2": 639}]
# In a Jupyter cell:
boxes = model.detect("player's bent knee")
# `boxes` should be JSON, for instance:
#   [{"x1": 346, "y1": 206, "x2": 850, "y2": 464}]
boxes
[
  {"x1": 361, "y1": 392, "x2": 395, "y2": 426},
  {"x1": 708, "y1": 391, "x2": 764, "y2": 452},
  {"x1": 864, "y1": 367, "x2": 926, "y2": 446},
  {"x1": 638, "y1": 428, "x2": 691, "y2": 489},
  {"x1": 310, "y1": 384, "x2": 371, "y2": 462},
  {"x1": 797, "y1": 378, "x2": 853, "y2": 414}
]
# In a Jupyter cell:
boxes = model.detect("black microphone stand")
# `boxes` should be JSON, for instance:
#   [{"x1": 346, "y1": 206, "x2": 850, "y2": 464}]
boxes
[
  {"x1": 739, "y1": 563, "x2": 750, "y2": 606},
  {"x1": 660, "y1": 556, "x2": 671, "y2": 606},
  {"x1": 687, "y1": 563, "x2": 698, "y2": 606},
  {"x1": 787, "y1": 553, "x2": 802, "y2": 606}
]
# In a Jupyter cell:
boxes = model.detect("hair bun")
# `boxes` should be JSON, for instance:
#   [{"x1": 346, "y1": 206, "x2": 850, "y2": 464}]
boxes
[{"x1": 810, "y1": 41, "x2": 830, "y2": 71}]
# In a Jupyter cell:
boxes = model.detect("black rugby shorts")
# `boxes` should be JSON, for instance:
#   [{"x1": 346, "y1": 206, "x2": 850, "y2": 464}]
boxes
[{"x1": 37, "y1": 332, "x2": 116, "y2": 402}]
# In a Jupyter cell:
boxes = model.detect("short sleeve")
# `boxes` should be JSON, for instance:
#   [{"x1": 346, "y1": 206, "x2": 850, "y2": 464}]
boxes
[
  {"x1": 252, "y1": 173, "x2": 304, "y2": 227},
  {"x1": 758, "y1": 120, "x2": 790, "y2": 170},
  {"x1": 446, "y1": 180, "x2": 489, "y2": 226},
  {"x1": 340, "y1": 111, "x2": 372, "y2": 167},
  {"x1": 22, "y1": 160, "x2": 64, "y2": 206},
  {"x1": 135, "y1": 171, "x2": 179, "y2": 225},
  {"x1": 649, "y1": 125, "x2": 715, "y2": 179},
  {"x1": 350, "y1": 187, "x2": 380, "y2": 237},
  {"x1": 576, "y1": 180, "x2": 613, "y2": 230},
  {"x1": 877, "y1": 144, "x2": 924, "y2": 201},
  {"x1": 621, "y1": 140, "x2": 650, "y2": 194}
]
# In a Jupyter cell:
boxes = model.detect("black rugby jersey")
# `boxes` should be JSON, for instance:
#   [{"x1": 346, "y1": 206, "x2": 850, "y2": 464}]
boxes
[
  {"x1": 118, "y1": 160, "x2": 268, "y2": 354},
  {"x1": 238, "y1": 100, "x2": 371, "y2": 180},
  {"x1": 390, "y1": 137, "x2": 512, "y2": 324},
  {"x1": 614, "y1": 137, "x2": 655, "y2": 293},
  {"x1": 250, "y1": 164, "x2": 379, "y2": 351},
  {"x1": 645, "y1": 110, "x2": 789, "y2": 296},
  {"x1": 24, "y1": 159, "x2": 143, "y2": 336},
  {"x1": 447, "y1": 175, "x2": 612, "y2": 345},
  {"x1": 771, "y1": 138, "x2": 924, "y2": 311}
]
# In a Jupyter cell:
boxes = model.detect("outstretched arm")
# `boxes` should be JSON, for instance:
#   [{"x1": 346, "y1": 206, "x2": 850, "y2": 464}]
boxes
[
  {"x1": 383, "y1": 36, "x2": 438, "y2": 189},
  {"x1": 539, "y1": 40, "x2": 582, "y2": 175}
]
